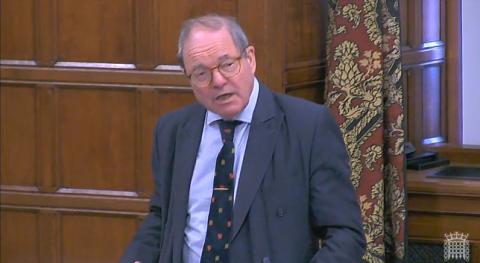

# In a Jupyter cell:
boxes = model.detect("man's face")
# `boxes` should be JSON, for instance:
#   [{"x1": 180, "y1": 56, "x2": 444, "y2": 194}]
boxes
[{"x1": 182, "y1": 27, "x2": 256, "y2": 119}]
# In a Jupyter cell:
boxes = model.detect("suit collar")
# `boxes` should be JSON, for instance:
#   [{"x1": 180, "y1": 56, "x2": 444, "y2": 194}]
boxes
[
  {"x1": 170, "y1": 104, "x2": 205, "y2": 260},
  {"x1": 231, "y1": 83, "x2": 283, "y2": 240}
]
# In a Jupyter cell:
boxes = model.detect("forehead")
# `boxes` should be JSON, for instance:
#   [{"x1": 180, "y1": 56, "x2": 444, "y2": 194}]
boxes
[{"x1": 183, "y1": 27, "x2": 238, "y2": 68}]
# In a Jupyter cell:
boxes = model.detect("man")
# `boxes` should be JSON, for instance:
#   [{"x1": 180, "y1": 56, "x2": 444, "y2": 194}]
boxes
[{"x1": 121, "y1": 15, "x2": 365, "y2": 263}]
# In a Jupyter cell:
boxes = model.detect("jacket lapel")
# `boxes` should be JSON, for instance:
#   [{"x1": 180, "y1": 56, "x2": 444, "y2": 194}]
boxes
[
  {"x1": 231, "y1": 84, "x2": 283, "y2": 241},
  {"x1": 169, "y1": 105, "x2": 205, "y2": 261}
]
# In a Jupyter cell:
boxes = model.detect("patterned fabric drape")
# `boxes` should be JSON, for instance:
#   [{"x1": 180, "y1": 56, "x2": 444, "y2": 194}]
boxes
[{"x1": 325, "y1": 0, "x2": 406, "y2": 262}]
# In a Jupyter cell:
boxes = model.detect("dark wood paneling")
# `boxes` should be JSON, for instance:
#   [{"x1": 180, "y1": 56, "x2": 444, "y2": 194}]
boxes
[
  {"x1": 283, "y1": 0, "x2": 327, "y2": 102},
  {"x1": 286, "y1": 85, "x2": 324, "y2": 104},
  {"x1": 58, "y1": 87, "x2": 137, "y2": 191},
  {"x1": 285, "y1": 0, "x2": 327, "y2": 63},
  {"x1": 61, "y1": 214, "x2": 138, "y2": 263},
  {"x1": 0, "y1": 210, "x2": 39, "y2": 263},
  {"x1": 38, "y1": 211, "x2": 61, "y2": 263},
  {"x1": 35, "y1": 0, "x2": 57, "y2": 66},
  {"x1": 429, "y1": 146, "x2": 480, "y2": 165},
  {"x1": 401, "y1": 0, "x2": 422, "y2": 47},
  {"x1": 409, "y1": 213, "x2": 480, "y2": 240},
  {"x1": 408, "y1": 168, "x2": 480, "y2": 263},
  {"x1": 2, "y1": 191, "x2": 149, "y2": 215},
  {"x1": 406, "y1": 68, "x2": 422, "y2": 148},
  {"x1": 135, "y1": 0, "x2": 155, "y2": 70},
  {"x1": 444, "y1": 0, "x2": 462, "y2": 145},
  {"x1": 37, "y1": 85, "x2": 58, "y2": 192},
  {"x1": 400, "y1": 0, "x2": 462, "y2": 151},
  {"x1": 0, "y1": 85, "x2": 37, "y2": 187},
  {"x1": 0, "y1": 66, "x2": 190, "y2": 87},
  {"x1": 285, "y1": 61, "x2": 326, "y2": 103},
  {"x1": 422, "y1": 66, "x2": 443, "y2": 143},
  {"x1": 57, "y1": 0, "x2": 135, "y2": 64},
  {"x1": 402, "y1": 43, "x2": 444, "y2": 69},
  {"x1": 155, "y1": 0, "x2": 237, "y2": 66},
  {"x1": 0, "y1": 0, "x2": 35, "y2": 61}
]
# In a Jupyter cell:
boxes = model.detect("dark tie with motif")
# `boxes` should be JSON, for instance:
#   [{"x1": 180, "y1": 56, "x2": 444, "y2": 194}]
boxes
[{"x1": 200, "y1": 120, "x2": 240, "y2": 263}]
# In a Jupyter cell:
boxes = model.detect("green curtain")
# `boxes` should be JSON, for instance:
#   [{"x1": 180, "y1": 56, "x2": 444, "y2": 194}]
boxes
[{"x1": 325, "y1": 0, "x2": 406, "y2": 262}]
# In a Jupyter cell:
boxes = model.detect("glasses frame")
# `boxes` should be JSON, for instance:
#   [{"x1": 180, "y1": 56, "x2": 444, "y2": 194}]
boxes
[{"x1": 185, "y1": 46, "x2": 250, "y2": 87}]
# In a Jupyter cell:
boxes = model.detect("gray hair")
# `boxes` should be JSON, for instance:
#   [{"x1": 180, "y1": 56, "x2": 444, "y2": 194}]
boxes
[{"x1": 177, "y1": 14, "x2": 250, "y2": 69}]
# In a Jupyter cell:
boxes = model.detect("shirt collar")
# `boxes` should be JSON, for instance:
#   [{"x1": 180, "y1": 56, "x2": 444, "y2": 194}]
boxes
[{"x1": 206, "y1": 77, "x2": 259, "y2": 126}]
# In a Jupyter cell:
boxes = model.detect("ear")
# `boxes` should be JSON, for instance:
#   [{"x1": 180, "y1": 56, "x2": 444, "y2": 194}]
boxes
[{"x1": 245, "y1": 46, "x2": 256, "y2": 74}]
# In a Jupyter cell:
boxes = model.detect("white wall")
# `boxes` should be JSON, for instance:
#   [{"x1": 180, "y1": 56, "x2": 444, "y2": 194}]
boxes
[{"x1": 462, "y1": 0, "x2": 480, "y2": 145}]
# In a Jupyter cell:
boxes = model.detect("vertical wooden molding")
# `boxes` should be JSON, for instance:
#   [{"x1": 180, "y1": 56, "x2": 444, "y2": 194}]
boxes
[
  {"x1": 413, "y1": 69, "x2": 424, "y2": 149},
  {"x1": 35, "y1": 0, "x2": 57, "y2": 66},
  {"x1": 263, "y1": 0, "x2": 286, "y2": 93},
  {"x1": 134, "y1": 89, "x2": 143, "y2": 197},
  {"x1": 445, "y1": 0, "x2": 462, "y2": 145},
  {"x1": 137, "y1": 88, "x2": 155, "y2": 198},
  {"x1": 38, "y1": 211, "x2": 60, "y2": 263},
  {"x1": 0, "y1": 87, "x2": 6, "y2": 184},
  {"x1": 440, "y1": 64, "x2": 448, "y2": 144},
  {"x1": 38, "y1": 85, "x2": 58, "y2": 192},
  {"x1": 135, "y1": 0, "x2": 155, "y2": 70},
  {"x1": 412, "y1": 0, "x2": 424, "y2": 47}
]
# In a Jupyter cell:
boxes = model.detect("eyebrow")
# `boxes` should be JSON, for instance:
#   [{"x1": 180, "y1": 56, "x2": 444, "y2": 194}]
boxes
[{"x1": 190, "y1": 54, "x2": 236, "y2": 72}]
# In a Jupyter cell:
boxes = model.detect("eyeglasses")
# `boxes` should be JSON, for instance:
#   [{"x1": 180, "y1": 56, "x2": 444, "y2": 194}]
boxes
[{"x1": 186, "y1": 47, "x2": 249, "y2": 87}]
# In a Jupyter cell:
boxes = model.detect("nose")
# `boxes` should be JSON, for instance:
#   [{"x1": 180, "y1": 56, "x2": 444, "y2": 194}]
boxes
[{"x1": 211, "y1": 68, "x2": 228, "y2": 88}]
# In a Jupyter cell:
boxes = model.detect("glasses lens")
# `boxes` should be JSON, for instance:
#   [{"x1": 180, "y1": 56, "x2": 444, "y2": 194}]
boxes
[
  {"x1": 219, "y1": 59, "x2": 240, "y2": 77},
  {"x1": 191, "y1": 69, "x2": 211, "y2": 86}
]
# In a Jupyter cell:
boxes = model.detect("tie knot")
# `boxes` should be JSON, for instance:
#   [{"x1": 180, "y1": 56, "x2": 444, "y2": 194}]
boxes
[{"x1": 218, "y1": 120, "x2": 241, "y2": 142}]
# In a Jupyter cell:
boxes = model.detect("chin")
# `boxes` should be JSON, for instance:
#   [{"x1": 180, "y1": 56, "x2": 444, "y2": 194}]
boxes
[{"x1": 211, "y1": 104, "x2": 243, "y2": 119}]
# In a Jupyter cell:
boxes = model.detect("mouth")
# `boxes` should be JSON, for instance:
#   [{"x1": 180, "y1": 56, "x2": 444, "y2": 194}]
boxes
[{"x1": 215, "y1": 93, "x2": 234, "y2": 102}]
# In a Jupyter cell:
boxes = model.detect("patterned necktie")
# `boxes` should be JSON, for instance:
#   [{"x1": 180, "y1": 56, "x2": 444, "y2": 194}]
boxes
[{"x1": 200, "y1": 120, "x2": 241, "y2": 263}]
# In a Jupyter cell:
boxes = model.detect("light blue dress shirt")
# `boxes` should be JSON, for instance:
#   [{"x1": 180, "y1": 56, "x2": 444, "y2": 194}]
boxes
[{"x1": 182, "y1": 78, "x2": 259, "y2": 263}]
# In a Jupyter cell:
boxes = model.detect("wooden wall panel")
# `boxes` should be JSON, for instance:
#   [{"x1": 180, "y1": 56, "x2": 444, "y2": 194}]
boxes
[
  {"x1": 409, "y1": 213, "x2": 480, "y2": 241},
  {"x1": 57, "y1": 0, "x2": 135, "y2": 64},
  {"x1": 444, "y1": 0, "x2": 462, "y2": 145},
  {"x1": 284, "y1": 82, "x2": 324, "y2": 103},
  {"x1": 400, "y1": 0, "x2": 456, "y2": 150},
  {"x1": 422, "y1": 66, "x2": 442, "y2": 142},
  {"x1": 155, "y1": 0, "x2": 237, "y2": 66},
  {"x1": 407, "y1": 170, "x2": 480, "y2": 263},
  {"x1": 61, "y1": 214, "x2": 138, "y2": 263},
  {"x1": 58, "y1": 87, "x2": 137, "y2": 192},
  {"x1": 155, "y1": 91, "x2": 197, "y2": 116},
  {"x1": 0, "y1": 0, "x2": 35, "y2": 61},
  {"x1": 0, "y1": 210, "x2": 39, "y2": 263},
  {"x1": 135, "y1": 0, "x2": 155, "y2": 69},
  {"x1": 405, "y1": 65, "x2": 445, "y2": 146},
  {"x1": 285, "y1": 0, "x2": 326, "y2": 63},
  {"x1": 284, "y1": 0, "x2": 327, "y2": 101},
  {"x1": 0, "y1": 85, "x2": 37, "y2": 187}
]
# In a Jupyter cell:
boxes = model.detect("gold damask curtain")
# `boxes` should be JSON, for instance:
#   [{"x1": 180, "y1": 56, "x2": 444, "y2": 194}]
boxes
[{"x1": 325, "y1": 0, "x2": 406, "y2": 262}]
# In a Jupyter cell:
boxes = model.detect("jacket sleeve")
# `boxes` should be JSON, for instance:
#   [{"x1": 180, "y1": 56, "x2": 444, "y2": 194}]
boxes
[
  {"x1": 308, "y1": 107, "x2": 366, "y2": 263},
  {"x1": 120, "y1": 120, "x2": 169, "y2": 263}
]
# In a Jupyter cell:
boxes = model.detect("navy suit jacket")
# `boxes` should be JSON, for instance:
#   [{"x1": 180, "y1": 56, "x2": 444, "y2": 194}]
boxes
[{"x1": 121, "y1": 83, "x2": 365, "y2": 263}]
